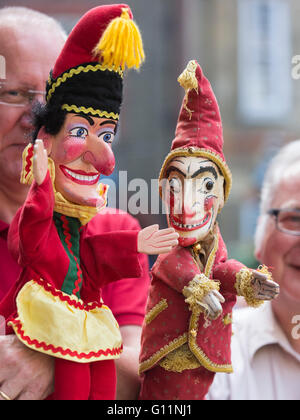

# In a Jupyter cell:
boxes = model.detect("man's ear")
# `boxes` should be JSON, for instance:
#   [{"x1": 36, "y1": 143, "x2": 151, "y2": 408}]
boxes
[{"x1": 36, "y1": 127, "x2": 52, "y2": 155}]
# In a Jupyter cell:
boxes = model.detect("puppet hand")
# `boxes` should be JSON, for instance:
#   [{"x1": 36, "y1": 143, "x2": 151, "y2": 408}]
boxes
[
  {"x1": 250, "y1": 270, "x2": 280, "y2": 301},
  {"x1": 183, "y1": 280, "x2": 224, "y2": 320},
  {"x1": 186, "y1": 288, "x2": 224, "y2": 320},
  {"x1": 33, "y1": 139, "x2": 48, "y2": 185},
  {"x1": 137, "y1": 225, "x2": 179, "y2": 255},
  {"x1": 200, "y1": 290, "x2": 225, "y2": 320}
]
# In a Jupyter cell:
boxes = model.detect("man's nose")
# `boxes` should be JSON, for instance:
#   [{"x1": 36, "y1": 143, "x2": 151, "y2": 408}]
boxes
[
  {"x1": 19, "y1": 106, "x2": 34, "y2": 131},
  {"x1": 82, "y1": 134, "x2": 115, "y2": 176}
]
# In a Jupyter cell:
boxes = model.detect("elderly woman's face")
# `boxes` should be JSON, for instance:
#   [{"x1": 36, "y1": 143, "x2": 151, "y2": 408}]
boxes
[
  {"x1": 163, "y1": 156, "x2": 225, "y2": 247},
  {"x1": 256, "y1": 176, "x2": 300, "y2": 306}
]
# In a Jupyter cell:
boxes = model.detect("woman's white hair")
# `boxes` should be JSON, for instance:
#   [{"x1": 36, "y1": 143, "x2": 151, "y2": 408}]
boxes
[
  {"x1": 255, "y1": 140, "x2": 300, "y2": 250},
  {"x1": 0, "y1": 6, "x2": 67, "y2": 40}
]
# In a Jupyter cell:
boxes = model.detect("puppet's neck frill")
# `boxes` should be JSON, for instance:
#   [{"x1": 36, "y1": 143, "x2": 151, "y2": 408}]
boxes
[{"x1": 20, "y1": 143, "x2": 108, "y2": 225}]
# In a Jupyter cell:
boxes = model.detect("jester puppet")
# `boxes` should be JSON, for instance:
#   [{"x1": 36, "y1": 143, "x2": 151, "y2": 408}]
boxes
[
  {"x1": 139, "y1": 60, "x2": 280, "y2": 400},
  {"x1": 0, "y1": 4, "x2": 178, "y2": 400}
]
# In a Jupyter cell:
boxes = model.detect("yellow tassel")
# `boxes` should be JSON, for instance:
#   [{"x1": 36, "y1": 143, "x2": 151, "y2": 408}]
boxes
[
  {"x1": 93, "y1": 8, "x2": 145, "y2": 71},
  {"x1": 178, "y1": 60, "x2": 198, "y2": 94},
  {"x1": 177, "y1": 60, "x2": 198, "y2": 120}
]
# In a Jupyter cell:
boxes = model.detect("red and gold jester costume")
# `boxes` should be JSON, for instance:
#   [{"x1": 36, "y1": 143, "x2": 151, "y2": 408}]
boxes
[
  {"x1": 139, "y1": 61, "x2": 269, "y2": 400},
  {"x1": 0, "y1": 4, "x2": 146, "y2": 400}
]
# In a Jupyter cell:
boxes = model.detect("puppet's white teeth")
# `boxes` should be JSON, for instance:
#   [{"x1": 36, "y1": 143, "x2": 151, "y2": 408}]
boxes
[
  {"x1": 65, "y1": 169, "x2": 98, "y2": 182},
  {"x1": 172, "y1": 214, "x2": 210, "y2": 229}
]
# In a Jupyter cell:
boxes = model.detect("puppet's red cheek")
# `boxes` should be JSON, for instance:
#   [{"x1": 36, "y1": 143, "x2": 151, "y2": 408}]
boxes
[
  {"x1": 204, "y1": 196, "x2": 215, "y2": 212},
  {"x1": 56, "y1": 137, "x2": 86, "y2": 162}
]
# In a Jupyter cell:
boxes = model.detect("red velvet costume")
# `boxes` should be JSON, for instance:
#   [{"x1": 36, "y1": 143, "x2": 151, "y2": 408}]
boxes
[
  {"x1": 139, "y1": 228, "x2": 245, "y2": 399},
  {"x1": 0, "y1": 173, "x2": 142, "y2": 400},
  {"x1": 139, "y1": 60, "x2": 266, "y2": 400}
]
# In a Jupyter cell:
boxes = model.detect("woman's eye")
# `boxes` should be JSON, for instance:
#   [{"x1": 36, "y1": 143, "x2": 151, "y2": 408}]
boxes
[
  {"x1": 69, "y1": 127, "x2": 88, "y2": 138},
  {"x1": 100, "y1": 132, "x2": 114, "y2": 144}
]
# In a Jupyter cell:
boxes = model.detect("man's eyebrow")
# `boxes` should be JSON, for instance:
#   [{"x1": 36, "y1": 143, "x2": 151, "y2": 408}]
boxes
[
  {"x1": 191, "y1": 166, "x2": 218, "y2": 179},
  {"x1": 166, "y1": 166, "x2": 186, "y2": 178}
]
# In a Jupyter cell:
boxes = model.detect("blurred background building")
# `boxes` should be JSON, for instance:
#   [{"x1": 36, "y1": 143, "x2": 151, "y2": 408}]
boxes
[{"x1": 1, "y1": 0, "x2": 300, "y2": 267}]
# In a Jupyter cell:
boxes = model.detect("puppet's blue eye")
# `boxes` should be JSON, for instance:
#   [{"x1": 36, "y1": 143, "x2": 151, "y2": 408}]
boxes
[
  {"x1": 69, "y1": 127, "x2": 88, "y2": 138},
  {"x1": 101, "y1": 132, "x2": 114, "y2": 144}
]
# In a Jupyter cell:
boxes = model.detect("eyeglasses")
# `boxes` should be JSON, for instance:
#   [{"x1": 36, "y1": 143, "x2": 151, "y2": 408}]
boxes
[
  {"x1": 267, "y1": 208, "x2": 300, "y2": 236},
  {"x1": 0, "y1": 81, "x2": 46, "y2": 107}
]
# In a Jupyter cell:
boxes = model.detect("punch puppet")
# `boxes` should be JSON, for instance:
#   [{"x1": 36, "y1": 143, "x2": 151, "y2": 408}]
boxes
[
  {"x1": 0, "y1": 5, "x2": 178, "y2": 400},
  {"x1": 139, "y1": 60, "x2": 280, "y2": 400}
]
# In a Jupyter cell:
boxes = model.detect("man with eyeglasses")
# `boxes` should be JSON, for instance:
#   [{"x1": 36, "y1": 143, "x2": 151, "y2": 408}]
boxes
[
  {"x1": 208, "y1": 140, "x2": 300, "y2": 400},
  {"x1": 0, "y1": 6, "x2": 150, "y2": 400},
  {"x1": 0, "y1": 7, "x2": 67, "y2": 401}
]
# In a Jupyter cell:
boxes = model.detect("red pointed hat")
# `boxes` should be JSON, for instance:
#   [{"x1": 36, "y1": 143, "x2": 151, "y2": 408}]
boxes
[
  {"x1": 159, "y1": 60, "x2": 232, "y2": 202},
  {"x1": 46, "y1": 4, "x2": 145, "y2": 121}
]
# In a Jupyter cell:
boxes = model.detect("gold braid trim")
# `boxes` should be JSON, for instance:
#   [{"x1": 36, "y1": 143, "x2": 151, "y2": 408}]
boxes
[
  {"x1": 184, "y1": 232, "x2": 219, "y2": 313},
  {"x1": 188, "y1": 308, "x2": 233, "y2": 373},
  {"x1": 139, "y1": 334, "x2": 188, "y2": 374},
  {"x1": 183, "y1": 274, "x2": 220, "y2": 313},
  {"x1": 204, "y1": 232, "x2": 219, "y2": 278},
  {"x1": 61, "y1": 104, "x2": 119, "y2": 120},
  {"x1": 144, "y1": 299, "x2": 168, "y2": 325},
  {"x1": 159, "y1": 343, "x2": 201, "y2": 373},
  {"x1": 46, "y1": 64, "x2": 123, "y2": 102},
  {"x1": 235, "y1": 267, "x2": 264, "y2": 308},
  {"x1": 185, "y1": 232, "x2": 233, "y2": 373}
]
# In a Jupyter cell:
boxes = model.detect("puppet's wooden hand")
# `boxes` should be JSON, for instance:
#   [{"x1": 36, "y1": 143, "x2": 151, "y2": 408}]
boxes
[
  {"x1": 250, "y1": 270, "x2": 280, "y2": 301},
  {"x1": 137, "y1": 225, "x2": 179, "y2": 255},
  {"x1": 33, "y1": 139, "x2": 48, "y2": 186},
  {"x1": 199, "y1": 290, "x2": 225, "y2": 320},
  {"x1": 184, "y1": 285, "x2": 225, "y2": 320}
]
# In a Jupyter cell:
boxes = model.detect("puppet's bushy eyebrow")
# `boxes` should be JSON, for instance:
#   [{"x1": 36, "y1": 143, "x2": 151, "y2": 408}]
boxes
[
  {"x1": 165, "y1": 166, "x2": 186, "y2": 178},
  {"x1": 191, "y1": 166, "x2": 218, "y2": 179},
  {"x1": 99, "y1": 119, "x2": 118, "y2": 134},
  {"x1": 74, "y1": 114, "x2": 95, "y2": 126}
]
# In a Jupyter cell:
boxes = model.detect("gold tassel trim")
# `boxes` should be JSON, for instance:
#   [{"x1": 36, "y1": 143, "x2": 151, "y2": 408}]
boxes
[
  {"x1": 183, "y1": 274, "x2": 220, "y2": 313},
  {"x1": 93, "y1": 7, "x2": 145, "y2": 71},
  {"x1": 177, "y1": 60, "x2": 198, "y2": 120},
  {"x1": 235, "y1": 267, "x2": 265, "y2": 308}
]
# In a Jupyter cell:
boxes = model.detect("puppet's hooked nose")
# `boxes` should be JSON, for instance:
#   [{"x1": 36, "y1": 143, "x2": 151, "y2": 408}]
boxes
[{"x1": 82, "y1": 135, "x2": 115, "y2": 176}]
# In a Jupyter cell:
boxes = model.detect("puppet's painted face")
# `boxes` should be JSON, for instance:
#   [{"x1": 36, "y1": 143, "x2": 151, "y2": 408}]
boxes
[
  {"x1": 163, "y1": 156, "x2": 225, "y2": 247},
  {"x1": 47, "y1": 113, "x2": 117, "y2": 207}
]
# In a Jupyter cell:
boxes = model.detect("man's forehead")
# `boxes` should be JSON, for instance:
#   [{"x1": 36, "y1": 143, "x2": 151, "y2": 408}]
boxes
[
  {"x1": 271, "y1": 176, "x2": 300, "y2": 209},
  {"x1": 0, "y1": 26, "x2": 62, "y2": 82}
]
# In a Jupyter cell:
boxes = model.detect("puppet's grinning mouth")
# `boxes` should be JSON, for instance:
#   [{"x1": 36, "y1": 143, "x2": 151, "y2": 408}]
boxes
[
  {"x1": 60, "y1": 166, "x2": 100, "y2": 185},
  {"x1": 171, "y1": 213, "x2": 211, "y2": 231}
]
